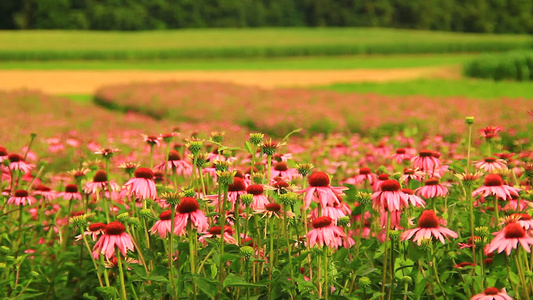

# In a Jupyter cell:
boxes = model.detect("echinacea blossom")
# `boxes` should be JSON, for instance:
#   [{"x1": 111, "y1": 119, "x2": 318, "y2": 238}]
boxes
[
  {"x1": 475, "y1": 157, "x2": 508, "y2": 173},
  {"x1": 57, "y1": 184, "x2": 82, "y2": 201},
  {"x1": 270, "y1": 162, "x2": 300, "y2": 182},
  {"x1": 415, "y1": 178, "x2": 449, "y2": 198},
  {"x1": 255, "y1": 203, "x2": 295, "y2": 219},
  {"x1": 245, "y1": 184, "x2": 270, "y2": 210},
  {"x1": 400, "y1": 210, "x2": 458, "y2": 245},
  {"x1": 487, "y1": 222, "x2": 533, "y2": 255},
  {"x1": 297, "y1": 172, "x2": 347, "y2": 209},
  {"x1": 199, "y1": 225, "x2": 237, "y2": 245},
  {"x1": 174, "y1": 197, "x2": 209, "y2": 235},
  {"x1": 472, "y1": 174, "x2": 520, "y2": 200},
  {"x1": 400, "y1": 168, "x2": 425, "y2": 184},
  {"x1": 0, "y1": 146, "x2": 8, "y2": 162},
  {"x1": 511, "y1": 214, "x2": 533, "y2": 229},
  {"x1": 479, "y1": 126, "x2": 502, "y2": 140},
  {"x1": 92, "y1": 221, "x2": 134, "y2": 259},
  {"x1": 150, "y1": 210, "x2": 173, "y2": 238},
  {"x1": 307, "y1": 216, "x2": 345, "y2": 248},
  {"x1": 209, "y1": 177, "x2": 247, "y2": 209},
  {"x1": 7, "y1": 189, "x2": 36, "y2": 206},
  {"x1": 411, "y1": 150, "x2": 441, "y2": 174},
  {"x1": 122, "y1": 167, "x2": 157, "y2": 200},
  {"x1": 471, "y1": 287, "x2": 512, "y2": 300},
  {"x1": 391, "y1": 148, "x2": 412, "y2": 164},
  {"x1": 32, "y1": 185, "x2": 57, "y2": 202},
  {"x1": 343, "y1": 167, "x2": 377, "y2": 186},
  {"x1": 401, "y1": 188, "x2": 426, "y2": 207},
  {"x1": 141, "y1": 134, "x2": 161, "y2": 146},
  {"x1": 94, "y1": 148, "x2": 120, "y2": 158},
  {"x1": 154, "y1": 150, "x2": 192, "y2": 175},
  {"x1": 8, "y1": 154, "x2": 34, "y2": 174},
  {"x1": 76, "y1": 222, "x2": 107, "y2": 241},
  {"x1": 84, "y1": 170, "x2": 120, "y2": 194},
  {"x1": 372, "y1": 179, "x2": 408, "y2": 212},
  {"x1": 372, "y1": 174, "x2": 390, "y2": 192}
]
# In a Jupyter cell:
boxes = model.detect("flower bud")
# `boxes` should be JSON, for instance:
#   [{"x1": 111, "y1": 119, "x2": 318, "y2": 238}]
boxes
[
  {"x1": 240, "y1": 194, "x2": 253, "y2": 206},
  {"x1": 139, "y1": 209, "x2": 156, "y2": 220},
  {"x1": 249, "y1": 133, "x2": 264, "y2": 146},
  {"x1": 358, "y1": 276, "x2": 371, "y2": 288},
  {"x1": 465, "y1": 116, "x2": 475, "y2": 125},
  {"x1": 296, "y1": 163, "x2": 315, "y2": 177},
  {"x1": 117, "y1": 213, "x2": 130, "y2": 224},
  {"x1": 240, "y1": 246, "x2": 254, "y2": 259},
  {"x1": 279, "y1": 192, "x2": 297, "y2": 206}
]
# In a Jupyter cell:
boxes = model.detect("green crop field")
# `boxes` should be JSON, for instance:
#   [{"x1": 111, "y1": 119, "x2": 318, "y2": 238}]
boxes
[
  {"x1": 317, "y1": 78, "x2": 533, "y2": 100},
  {"x1": 0, "y1": 54, "x2": 476, "y2": 70},
  {"x1": 1, "y1": 28, "x2": 532, "y2": 60}
]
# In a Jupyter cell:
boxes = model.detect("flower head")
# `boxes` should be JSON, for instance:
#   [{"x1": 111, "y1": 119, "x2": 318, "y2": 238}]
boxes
[
  {"x1": 472, "y1": 174, "x2": 520, "y2": 200},
  {"x1": 7, "y1": 190, "x2": 36, "y2": 206},
  {"x1": 307, "y1": 216, "x2": 346, "y2": 248},
  {"x1": 471, "y1": 287, "x2": 512, "y2": 300},
  {"x1": 297, "y1": 172, "x2": 347, "y2": 209},
  {"x1": 122, "y1": 167, "x2": 157, "y2": 200},
  {"x1": 400, "y1": 210, "x2": 458, "y2": 245},
  {"x1": 92, "y1": 221, "x2": 134, "y2": 259},
  {"x1": 372, "y1": 180, "x2": 408, "y2": 212},
  {"x1": 487, "y1": 222, "x2": 533, "y2": 255},
  {"x1": 174, "y1": 197, "x2": 209, "y2": 235},
  {"x1": 479, "y1": 126, "x2": 502, "y2": 140}
]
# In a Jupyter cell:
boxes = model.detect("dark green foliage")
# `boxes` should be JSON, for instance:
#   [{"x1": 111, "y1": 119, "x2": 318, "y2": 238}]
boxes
[
  {"x1": 464, "y1": 51, "x2": 533, "y2": 81},
  {"x1": 1, "y1": 0, "x2": 532, "y2": 33}
]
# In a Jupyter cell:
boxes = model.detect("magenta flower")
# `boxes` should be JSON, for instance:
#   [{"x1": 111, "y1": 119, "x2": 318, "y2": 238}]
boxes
[
  {"x1": 33, "y1": 185, "x2": 57, "y2": 202},
  {"x1": 487, "y1": 222, "x2": 533, "y2": 255},
  {"x1": 209, "y1": 177, "x2": 247, "y2": 209},
  {"x1": 400, "y1": 210, "x2": 458, "y2": 245},
  {"x1": 479, "y1": 126, "x2": 502, "y2": 140},
  {"x1": 372, "y1": 179, "x2": 408, "y2": 212},
  {"x1": 92, "y1": 221, "x2": 134, "y2": 259},
  {"x1": 343, "y1": 167, "x2": 377, "y2": 185},
  {"x1": 57, "y1": 184, "x2": 82, "y2": 201},
  {"x1": 174, "y1": 197, "x2": 209, "y2": 235},
  {"x1": 401, "y1": 188, "x2": 426, "y2": 207},
  {"x1": 8, "y1": 154, "x2": 34, "y2": 174},
  {"x1": 400, "y1": 168, "x2": 425, "y2": 184},
  {"x1": 471, "y1": 287, "x2": 512, "y2": 300},
  {"x1": 246, "y1": 184, "x2": 270, "y2": 210},
  {"x1": 391, "y1": 148, "x2": 412, "y2": 164},
  {"x1": 475, "y1": 157, "x2": 508, "y2": 173},
  {"x1": 297, "y1": 172, "x2": 347, "y2": 209},
  {"x1": 122, "y1": 167, "x2": 157, "y2": 200},
  {"x1": 154, "y1": 150, "x2": 192, "y2": 175},
  {"x1": 270, "y1": 162, "x2": 300, "y2": 182},
  {"x1": 75, "y1": 222, "x2": 106, "y2": 241},
  {"x1": 415, "y1": 178, "x2": 449, "y2": 198},
  {"x1": 84, "y1": 170, "x2": 120, "y2": 194},
  {"x1": 411, "y1": 150, "x2": 441, "y2": 174},
  {"x1": 472, "y1": 174, "x2": 520, "y2": 200},
  {"x1": 7, "y1": 190, "x2": 36, "y2": 206},
  {"x1": 150, "y1": 210, "x2": 173, "y2": 238},
  {"x1": 307, "y1": 216, "x2": 345, "y2": 248},
  {"x1": 199, "y1": 226, "x2": 237, "y2": 245}
]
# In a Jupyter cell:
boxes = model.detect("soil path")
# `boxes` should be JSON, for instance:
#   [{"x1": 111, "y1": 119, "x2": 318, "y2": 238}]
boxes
[{"x1": 0, "y1": 66, "x2": 459, "y2": 94}]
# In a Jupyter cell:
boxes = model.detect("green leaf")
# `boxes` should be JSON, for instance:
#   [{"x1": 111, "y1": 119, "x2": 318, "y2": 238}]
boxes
[
  {"x1": 82, "y1": 293, "x2": 98, "y2": 300},
  {"x1": 281, "y1": 128, "x2": 303, "y2": 143},
  {"x1": 509, "y1": 272, "x2": 520, "y2": 285},
  {"x1": 96, "y1": 286, "x2": 117, "y2": 300},
  {"x1": 223, "y1": 273, "x2": 265, "y2": 288},
  {"x1": 195, "y1": 276, "x2": 219, "y2": 298},
  {"x1": 244, "y1": 141, "x2": 254, "y2": 154},
  {"x1": 294, "y1": 274, "x2": 317, "y2": 295}
]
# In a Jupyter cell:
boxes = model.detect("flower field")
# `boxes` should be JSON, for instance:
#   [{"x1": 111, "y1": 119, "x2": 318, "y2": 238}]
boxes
[{"x1": 1, "y1": 85, "x2": 532, "y2": 299}]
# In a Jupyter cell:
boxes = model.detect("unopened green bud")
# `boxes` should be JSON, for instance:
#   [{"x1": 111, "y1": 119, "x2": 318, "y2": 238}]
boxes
[
  {"x1": 117, "y1": 213, "x2": 130, "y2": 224},
  {"x1": 358, "y1": 276, "x2": 371, "y2": 288},
  {"x1": 337, "y1": 216, "x2": 351, "y2": 227},
  {"x1": 279, "y1": 192, "x2": 297, "y2": 206},
  {"x1": 161, "y1": 192, "x2": 182, "y2": 206},
  {"x1": 0, "y1": 246, "x2": 10, "y2": 255},
  {"x1": 447, "y1": 251, "x2": 458, "y2": 260},
  {"x1": 183, "y1": 189, "x2": 196, "y2": 198},
  {"x1": 465, "y1": 116, "x2": 475, "y2": 125},
  {"x1": 251, "y1": 172, "x2": 264, "y2": 184},
  {"x1": 214, "y1": 160, "x2": 230, "y2": 172},
  {"x1": 475, "y1": 226, "x2": 490, "y2": 239},
  {"x1": 240, "y1": 246, "x2": 254, "y2": 259},
  {"x1": 128, "y1": 217, "x2": 142, "y2": 229},
  {"x1": 69, "y1": 214, "x2": 88, "y2": 228},
  {"x1": 419, "y1": 238, "x2": 432, "y2": 251},
  {"x1": 218, "y1": 171, "x2": 236, "y2": 186},
  {"x1": 139, "y1": 209, "x2": 156, "y2": 220},
  {"x1": 356, "y1": 192, "x2": 372, "y2": 206},
  {"x1": 31, "y1": 271, "x2": 40, "y2": 278},
  {"x1": 240, "y1": 194, "x2": 253, "y2": 206},
  {"x1": 389, "y1": 230, "x2": 401, "y2": 242},
  {"x1": 296, "y1": 163, "x2": 315, "y2": 177},
  {"x1": 261, "y1": 140, "x2": 278, "y2": 156},
  {"x1": 186, "y1": 140, "x2": 203, "y2": 155},
  {"x1": 249, "y1": 133, "x2": 264, "y2": 146},
  {"x1": 210, "y1": 132, "x2": 225, "y2": 144},
  {"x1": 400, "y1": 276, "x2": 412, "y2": 284}
]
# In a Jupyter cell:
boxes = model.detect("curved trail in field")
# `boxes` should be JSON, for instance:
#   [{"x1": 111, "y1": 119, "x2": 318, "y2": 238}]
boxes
[{"x1": 0, "y1": 66, "x2": 459, "y2": 94}]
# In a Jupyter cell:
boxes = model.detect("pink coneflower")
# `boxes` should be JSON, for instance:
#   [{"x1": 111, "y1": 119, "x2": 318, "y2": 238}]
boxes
[
  {"x1": 371, "y1": 173, "x2": 390, "y2": 192},
  {"x1": 511, "y1": 214, "x2": 533, "y2": 229},
  {"x1": 307, "y1": 216, "x2": 345, "y2": 248},
  {"x1": 372, "y1": 180, "x2": 408, "y2": 212},
  {"x1": 84, "y1": 170, "x2": 120, "y2": 194},
  {"x1": 33, "y1": 185, "x2": 57, "y2": 202},
  {"x1": 401, "y1": 188, "x2": 426, "y2": 207},
  {"x1": 471, "y1": 287, "x2": 512, "y2": 300},
  {"x1": 380, "y1": 211, "x2": 403, "y2": 229},
  {"x1": 411, "y1": 150, "x2": 441, "y2": 174},
  {"x1": 270, "y1": 162, "x2": 300, "y2": 182},
  {"x1": 475, "y1": 157, "x2": 508, "y2": 173},
  {"x1": 343, "y1": 167, "x2": 377, "y2": 186},
  {"x1": 199, "y1": 225, "x2": 237, "y2": 245},
  {"x1": 472, "y1": 174, "x2": 520, "y2": 200},
  {"x1": 46, "y1": 138, "x2": 64, "y2": 153},
  {"x1": 415, "y1": 178, "x2": 449, "y2": 198},
  {"x1": 154, "y1": 150, "x2": 193, "y2": 175},
  {"x1": 479, "y1": 126, "x2": 502, "y2": 140},
  {"x1": 94, "y1": 148, "x2": 120, "y2": 158},
  {"x1": 58, "y1": 184, "x2": 82, "y2": 201},
  {"x1": 150, "y1": 210, "x2": 173, "y2": 238},
  {"x1": 174, "y1": 197, "x2": 209, "y2": 235},
  {"x1": 400, "y1": 210, "x2": 458, "y2": 245},
  {"x1": 141, "y1": 134, "x2": 161, "y2": 146},
  {"x1": 0, "y1": 146, "x2": 8, "y2": 162},
  {"x1": 487, "y1": 222, "x2": 533, "y2": 255},
  {"x1": 8, "y1": 154, "x2": 34, "y2": 174},
  {"x1": 255, "y1": 203, "x2": 295, "y2": 219},
  {"x1": 246, "y1": 184, "x2": 270, "y2": 210},
  {"x1": 92, "y1": 221, "x2": 134, "y2": 259},
  {"x1": 209, "y1": 177, "x2": 248, "y2": 209},
  {"x1": 75, "y1": 222, "x2": 107, "y2": 241},
  {"x1": 400, "y1": 168, "x2": 425, "y2": 184},
  {"x1": 391, "y1": 148, "x2": 412, "y2": 164},
  {"x1": 297, "y1": 172, "x2": 347, "y2": 209},
  {"x1": 7, "y1": 190, "x2": 36, "y2": 206},
  {"x1": 122, "y1": 168, "x2": 157, "y2": 200}
]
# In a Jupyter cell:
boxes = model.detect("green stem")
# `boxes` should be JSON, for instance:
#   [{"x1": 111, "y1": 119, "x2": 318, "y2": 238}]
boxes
[
  {"x1": 381, "y1": 211, "x2": 391, "y2": 299},
  {"x1": 323, "y1": 246, "x2": 329, "y2": 300},
  {"x1": 219, "y1": 185, "x2": 228, "y2": 285},
  {"x1": 80, "y1": 230, "x2": 104, "y2": 287},
  {"x1": 169, "y1": 205, "x2": 177, "y2": 298},
  {"x1": 115, "y1": 249, "x2": 128, "y2": 300},
  {"x1": 188, "y1": 223, "x2": 197, "y2": 299}
]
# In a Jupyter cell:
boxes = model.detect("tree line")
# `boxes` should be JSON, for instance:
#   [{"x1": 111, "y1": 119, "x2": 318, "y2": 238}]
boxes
[{"x1": 1, "y1": 0, "x2": 532, "y2": 33}]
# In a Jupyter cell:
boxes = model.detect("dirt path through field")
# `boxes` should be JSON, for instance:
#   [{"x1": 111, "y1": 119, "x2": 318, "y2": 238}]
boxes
[{"x1": 0, "y1": 66, "x2": 459, "y2": 94}]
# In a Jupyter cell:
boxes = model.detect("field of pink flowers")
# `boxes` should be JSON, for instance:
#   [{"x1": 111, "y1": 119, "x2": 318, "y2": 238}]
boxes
[
  {"x1": 95, "y1": 81, "x2": 532, "y2": 137},
  {"x1": 1, "y1": 87, "x2": 533, "y2": 299}
]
